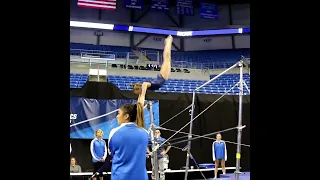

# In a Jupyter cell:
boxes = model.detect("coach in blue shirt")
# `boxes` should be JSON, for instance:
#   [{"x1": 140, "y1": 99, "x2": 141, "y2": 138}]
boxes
[
  {"x1": 147, "y1": 129, "x2": 171, "y2": 180},
  {"x1": 108, "y1": 103, "x2": 149, "y2": 180}
]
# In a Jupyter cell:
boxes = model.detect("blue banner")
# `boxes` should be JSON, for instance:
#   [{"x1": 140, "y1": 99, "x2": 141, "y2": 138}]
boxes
[
  {"x1": 200, "y1": 2, "x2": 218, "y2": 19},
  {"x1": 124, "y1": 0, "x2": 144, "y2": 9},
  {"x1": 176, "y1": 0, "x2": 194, "y2": 16},
  {"x1": 70, "y1": 97, "x2": 160, "y2": 139},
  {"x1": 151, "y1": 0, "x2": 169, "y2": 11}
]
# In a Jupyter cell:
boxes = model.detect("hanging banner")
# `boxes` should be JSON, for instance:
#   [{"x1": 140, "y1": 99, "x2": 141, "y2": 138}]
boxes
[
  {"x1": 70, "y1": 97, "x2": 160, "y2": 139},
  {"x1": 200, "y1": 2, "x2": 218, "y2": 19},
  {"x1": 151, "y1": 0, "x2": 169, "y2": 11},
  {"x1": 176, "y1": 0, "x2": 194, "y2": 16},
  {"x1": 124, "y1": 0, "x2": 144, "y2": 9}
]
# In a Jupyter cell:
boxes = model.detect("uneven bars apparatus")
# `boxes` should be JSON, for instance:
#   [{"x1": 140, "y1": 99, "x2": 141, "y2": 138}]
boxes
[
  {"x1": 148, "y1": 101, "x2": 160, "y2": 180},
  {"x1": 184, "y1": 59, "x2": 247, "y2": 180}
]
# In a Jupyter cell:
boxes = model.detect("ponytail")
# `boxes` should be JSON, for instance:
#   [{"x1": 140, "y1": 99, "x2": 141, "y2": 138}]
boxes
[
  {"x1": 136, "y1": 102, "x2": 144, "y2": 128},
  {"x1": 121, "y1": 103, "x2": 144, "y2": 128}
]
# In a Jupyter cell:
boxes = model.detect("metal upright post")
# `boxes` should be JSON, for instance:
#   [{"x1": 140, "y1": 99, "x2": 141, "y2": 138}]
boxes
[
  {"x1": 235, "y1": 61, "x2": 244, "y2": 180},
  {"x1": 149, "y1": 101, "x2": 154, "y2": 127},
  {"x1": 149, "y1": 101, "x2": 159, "y2": 180},
  {"x1": 97, "y1": 65, "x2": 100, "y2": 82},
  {"x1": 126, "y1": 52, "x2": 129, "y2": 69},
  {"x1": 184, "y1": 91, "x2": 196, "y2": 180},
  {"x1": 157, "y1": 51, "x2": 160, "y2": 64}
]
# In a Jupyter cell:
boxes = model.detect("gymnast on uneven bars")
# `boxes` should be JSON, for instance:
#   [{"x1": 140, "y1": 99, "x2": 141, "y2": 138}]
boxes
[{"x1": 130, "y1": 35, "x2": 173, "y2": 105}]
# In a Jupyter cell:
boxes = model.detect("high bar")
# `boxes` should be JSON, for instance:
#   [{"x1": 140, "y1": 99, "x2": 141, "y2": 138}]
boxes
[{"x1": 195, "y1": 61, "x2": 241, "y2": 91}]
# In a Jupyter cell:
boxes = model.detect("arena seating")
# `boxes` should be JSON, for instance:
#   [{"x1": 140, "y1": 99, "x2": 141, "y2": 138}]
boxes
[
  {"x1": 70, "y1": 43, "x2": 250, "y2": 66},
  {"x1": 70, "y1": 73, "x2": 250, "y2": 95}
]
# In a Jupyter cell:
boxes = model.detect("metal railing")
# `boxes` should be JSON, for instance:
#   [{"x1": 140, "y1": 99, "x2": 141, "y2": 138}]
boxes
[{"x1": 70, "y1": 49, "x2": 248, "y2": 70}]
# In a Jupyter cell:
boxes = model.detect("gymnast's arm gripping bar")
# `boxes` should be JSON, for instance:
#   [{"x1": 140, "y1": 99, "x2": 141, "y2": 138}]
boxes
[{"x1": 194, "y1": 61, "x2": 241, "y2": 92}]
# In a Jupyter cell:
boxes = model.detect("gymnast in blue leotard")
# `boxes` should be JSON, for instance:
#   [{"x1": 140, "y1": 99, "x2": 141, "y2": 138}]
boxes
[
  {"x1": 130, "y1": 35, "x2": 173, "y2": 105},
  {"x1": 108, "y1": 103, "x2": 149, "y2": 180},
  {"x1": 212, "y1": 133, "x2": 227, "y2": 178}
]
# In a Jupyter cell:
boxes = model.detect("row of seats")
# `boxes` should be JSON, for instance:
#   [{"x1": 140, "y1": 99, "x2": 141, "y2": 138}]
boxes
[
  {"x1": 112, "y1": 64, "x2": 191, "y2": 73},
  {"x1": 70, "y1": 43, "x2": 250, "y2": 63},
  {"x1": 70, "y1": 74, "x2": 250, "y2": 95}
]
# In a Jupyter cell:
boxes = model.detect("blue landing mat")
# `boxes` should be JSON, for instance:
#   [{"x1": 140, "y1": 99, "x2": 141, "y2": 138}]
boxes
[{"x1": 219, "y1": 172, "x2": 250, "y2": 180}]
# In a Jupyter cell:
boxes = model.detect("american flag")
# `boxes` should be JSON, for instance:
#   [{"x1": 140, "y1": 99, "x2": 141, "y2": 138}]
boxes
[{"x1": 77, "y1": 0, "x2": 117, "y2": 10}]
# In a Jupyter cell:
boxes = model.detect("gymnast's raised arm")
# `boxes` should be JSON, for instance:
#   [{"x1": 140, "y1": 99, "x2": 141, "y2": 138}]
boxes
[{"x1": 137, "y1": 82, "x2": 151, "y2": 105}]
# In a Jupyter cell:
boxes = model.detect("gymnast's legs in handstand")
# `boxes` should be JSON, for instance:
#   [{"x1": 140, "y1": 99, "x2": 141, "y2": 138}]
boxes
[
  {"x1": 131, "y1": 35, "x2": 173, "y2": 105},
  {"x1": 159, "y1": 35, "x2": 172, "y2": 80}
]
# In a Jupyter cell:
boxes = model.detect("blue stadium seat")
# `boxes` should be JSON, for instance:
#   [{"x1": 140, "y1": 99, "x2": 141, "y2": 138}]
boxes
[
  {"x1": 79, "y1": 80, "x2": 87, "y2": 84},
  {"x1": 76, "y1": 84, "x2": 82, "y2": 88},
  {"x1": 110, "y1": 74, "x2": 250, "y2": 95}
]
